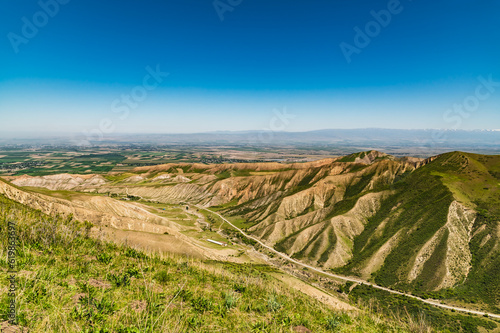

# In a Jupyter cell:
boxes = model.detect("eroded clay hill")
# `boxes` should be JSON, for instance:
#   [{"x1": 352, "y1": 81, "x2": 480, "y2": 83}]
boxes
[
  {"x1": 0, "y1": 179, "x2": 244, "y2": 261},
  {"x1": 5, "y1": 150, "x2": 500, "y2": 309}
]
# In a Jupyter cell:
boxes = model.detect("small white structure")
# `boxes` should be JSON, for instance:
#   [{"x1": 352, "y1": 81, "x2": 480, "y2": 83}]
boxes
[{"x1": 207, "y1": 239, "x2": 227, "y2": 247}]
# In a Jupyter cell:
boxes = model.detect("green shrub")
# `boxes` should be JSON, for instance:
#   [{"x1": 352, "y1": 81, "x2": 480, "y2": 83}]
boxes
[
  {"x1": 223, "y1": 291, "x2": 239, "y2": 309},
  {"x1": 125, "y1": 267, "x2": 140, "y2": 278},
  {"x1": 154, "y1": 270, "x2": 170, "y2": 284},
  {"x1": 234, "y1": 283, "x2": 246, "y2": 293},
  {"x1": 267, "y1": 295, "x2": 281, "y2": 312},
  {"x1": 123, "y1": 248, "x2": 146, "y2": 259},
  {"x1": 325, "y1": 316, "x2": 341, "y2": 331},
  {"x1": 96, "y1": 253, "x2": 113, "y2": 264},
  {"x1": 191, "y1": 296, "x2": 213, "y2": 313},
  {"x1": 109, "y1": 273, "x2": 131, "y2": 288}
]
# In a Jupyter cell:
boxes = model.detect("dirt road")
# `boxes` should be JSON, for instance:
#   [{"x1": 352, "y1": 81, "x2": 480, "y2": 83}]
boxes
[{"x1": 196, "y1": 205, "x2": 500, "y2": 320}]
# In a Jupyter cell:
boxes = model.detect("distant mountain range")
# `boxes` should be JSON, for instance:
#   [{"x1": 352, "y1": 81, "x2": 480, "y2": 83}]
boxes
[
  {"x1": 1, "y1": 128, "x2": 499, "y2": 157},
  {"x1": 84, "y1": 128, "x2": 500, "y2": 145},
  {"x1": 94, "y1": 128, "x2": 500, "y2": 147}
]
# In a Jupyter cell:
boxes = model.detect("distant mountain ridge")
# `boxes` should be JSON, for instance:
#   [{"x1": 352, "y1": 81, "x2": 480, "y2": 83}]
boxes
[
  {"x1": 2, "y1": 129, "x2": 500, "y2": 157},
  {"x1": 96, "y1": 128, "x2": 500, "y2": 145}
]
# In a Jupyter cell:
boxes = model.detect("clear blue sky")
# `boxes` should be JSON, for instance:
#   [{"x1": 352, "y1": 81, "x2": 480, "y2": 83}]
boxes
[{"x1": 0, "y1": 0, "x2": 499, "y2": 135}]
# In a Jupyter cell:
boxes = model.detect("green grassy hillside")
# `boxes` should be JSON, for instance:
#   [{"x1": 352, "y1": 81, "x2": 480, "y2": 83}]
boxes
[
  {"x1": 0, "y1": 193, "x2": 419, "y2": 332},
  {"x1": 209, "y1": 152, "x2": 500, "y2": 313},
  {"x1": 356, "y1": 152, "x2": 500, "y2": 312}
]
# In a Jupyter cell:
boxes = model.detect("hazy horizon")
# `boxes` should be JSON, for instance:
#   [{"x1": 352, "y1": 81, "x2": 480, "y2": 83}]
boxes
[{"x1": 1, "y1": 127, "x2": 500, "y2": 139}]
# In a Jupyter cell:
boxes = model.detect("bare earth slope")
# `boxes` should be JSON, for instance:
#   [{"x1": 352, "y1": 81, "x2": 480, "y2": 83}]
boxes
[
  {"x1": 6, "y1": 150, "x2": 500, "y2": 312},
  {"x1": 0, "y1": 178, "x2": 249, "y2": 262}
]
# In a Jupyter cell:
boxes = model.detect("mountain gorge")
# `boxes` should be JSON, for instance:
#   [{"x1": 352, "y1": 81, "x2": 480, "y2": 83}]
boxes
[{"x1": 4, "y1": 150, "x2": 500, "y2": 313}]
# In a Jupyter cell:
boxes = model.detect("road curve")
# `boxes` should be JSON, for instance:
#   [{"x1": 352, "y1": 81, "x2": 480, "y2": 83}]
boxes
[{"x1": 195, "y1": 205, "x2": 500, "y2": 320}]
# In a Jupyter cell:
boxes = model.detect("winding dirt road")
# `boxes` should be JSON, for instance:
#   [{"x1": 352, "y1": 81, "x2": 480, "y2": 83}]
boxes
[{"x1": 195, "y1": 205, "x2": 500, "y2": 320}]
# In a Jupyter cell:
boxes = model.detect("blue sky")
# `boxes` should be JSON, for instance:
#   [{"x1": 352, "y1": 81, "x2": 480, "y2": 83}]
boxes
[{"x1": 0, "y1": 0, "x2": 499, "y2": 135}]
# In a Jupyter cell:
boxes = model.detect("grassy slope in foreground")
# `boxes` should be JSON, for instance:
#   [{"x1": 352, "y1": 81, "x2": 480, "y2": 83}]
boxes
[{"x1": 0, "y1": 193, "x2": 420, "y2": 333}]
